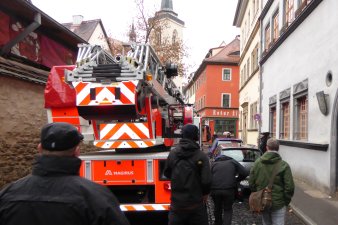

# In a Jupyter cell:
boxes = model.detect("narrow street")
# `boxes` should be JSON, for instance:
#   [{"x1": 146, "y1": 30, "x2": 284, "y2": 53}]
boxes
[
  {"x1": 207, "y1": 199, "x2": 304, "y2": 225},
  {"x1": 125, "y1": 199, "x2": 305, "y2": 225}
]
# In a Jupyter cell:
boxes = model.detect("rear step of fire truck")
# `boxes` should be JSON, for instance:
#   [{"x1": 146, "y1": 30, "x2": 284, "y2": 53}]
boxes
[{"x1": 79, "y1": 151, "x2": 171, "y2": 211}]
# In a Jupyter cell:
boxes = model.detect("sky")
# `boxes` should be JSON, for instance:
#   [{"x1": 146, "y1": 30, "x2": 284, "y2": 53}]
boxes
[{"x1": 31, "y1": 0, "x2": 239, "y2": 74}]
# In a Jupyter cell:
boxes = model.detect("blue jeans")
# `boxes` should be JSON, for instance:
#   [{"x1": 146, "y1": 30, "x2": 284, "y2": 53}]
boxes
[{"x1": 262, "y1": 206, "x2": 286, "y2": 225}]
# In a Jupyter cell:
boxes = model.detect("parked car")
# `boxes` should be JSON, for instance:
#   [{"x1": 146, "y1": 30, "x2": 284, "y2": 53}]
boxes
[
  {"x1": 208, "y1": 137, "x2": 243, "y2": 157},
  {"x1": 211, "y1": 144, "x2": 262, "y2": 200}
]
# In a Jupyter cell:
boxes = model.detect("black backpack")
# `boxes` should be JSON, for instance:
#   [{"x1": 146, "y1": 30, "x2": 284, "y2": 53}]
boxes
[{"x1": 171, "y1": 157, "x2": 202, "y2": 194}]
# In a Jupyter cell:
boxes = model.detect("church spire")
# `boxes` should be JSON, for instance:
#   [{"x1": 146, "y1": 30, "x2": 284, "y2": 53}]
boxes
[
  {"x1": 161, "y1": 0, "x2": 174, "y2": 12},
  {"x1": 128, "y1": 23, "x2": 136, "y2": 42}
]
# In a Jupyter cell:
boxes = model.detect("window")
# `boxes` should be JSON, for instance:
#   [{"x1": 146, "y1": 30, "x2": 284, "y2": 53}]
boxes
[
  {"x1": 222, "y1": 94, "x2": 231, "y2": 108},
  {"x1": 222, "y1": 68, "x2": 232, "y2": 81},
  {"x1": 246, "y1": 58, "x2": 250, "y2": 78},
  {"x1": 243, "y1": 64, "x2": 247, "y2": 83},
  {"x1": 265, "y1": 24, "x2": 271, "y2": 50},
  {"x1": 294, "y1": 95, "x2": 308, "y2": 140},
  {"x1": 251, "y1": 45, "x2": 258, "y2": 72},
  {"x1": 269, "y1": 106, "x2": 277, "y2": 138},
  {"x1": 280, "y1": 102, "x2": 290, "y2": 139},
  {"x1": 172, "y1": 29, "x2": 178, "y2": 44},
  {"x1": 155, "y1": 29, "x2": 162, "y2": 45},
  {"x1": 250, "y1": 102, "x2": 258, "y2": 129},
  {"x1": 273, "y1": 11, "x2": 279, "y2": 41},
  {"x1": 285, "y1": 0, "x2": 294, "y2": 25},
  {"x1": 215, "y1": 119, "x2": 236, "y2": 136},
  {"x1": 240, "y1": 69, "x2": 244, "y2": 87}
]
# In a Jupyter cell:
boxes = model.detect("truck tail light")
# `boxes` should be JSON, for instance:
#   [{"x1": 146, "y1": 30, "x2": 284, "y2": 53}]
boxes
[{"x1": 164, "y1": 182, "x2": 171, "y2": 191}]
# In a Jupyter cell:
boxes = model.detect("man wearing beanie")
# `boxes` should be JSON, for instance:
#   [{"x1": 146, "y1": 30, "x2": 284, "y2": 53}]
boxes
[
  {"x1": 164, "y1": 124, "x2": 212, "y2": 225},
  {"x1": 0, "y1": 122, "x2": 130, "y2": 225}
]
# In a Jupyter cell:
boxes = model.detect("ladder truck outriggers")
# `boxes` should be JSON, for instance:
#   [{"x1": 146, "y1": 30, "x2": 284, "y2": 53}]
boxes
[{"x1": 44, "y1": 43, "x2": 206, "y2": 212}]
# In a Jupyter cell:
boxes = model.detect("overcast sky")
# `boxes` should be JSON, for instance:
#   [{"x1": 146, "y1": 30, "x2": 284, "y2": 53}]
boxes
[{"x1": 32, "y1": 0, "x2": 239, "y2": 74}]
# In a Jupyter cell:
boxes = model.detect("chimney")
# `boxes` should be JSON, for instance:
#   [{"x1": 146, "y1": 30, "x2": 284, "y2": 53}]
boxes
[{"x1": 72, "y1": 15, "x2": 83, "y2": 25}]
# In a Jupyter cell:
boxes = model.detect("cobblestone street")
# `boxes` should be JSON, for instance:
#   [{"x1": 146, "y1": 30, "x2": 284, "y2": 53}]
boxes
[{"x1": 206, "y1": 199, "x2": 305, "y2": 225}]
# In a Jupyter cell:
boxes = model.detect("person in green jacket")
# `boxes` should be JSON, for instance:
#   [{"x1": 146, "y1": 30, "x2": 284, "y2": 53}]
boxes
[{"x1": 249, "y1": 138, "x2": 295, "y2": 225}]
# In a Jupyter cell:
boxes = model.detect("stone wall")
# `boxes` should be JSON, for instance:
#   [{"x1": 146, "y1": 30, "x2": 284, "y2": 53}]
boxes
[{"x1": 0, "y1": 76, "x2": 98, "y2": 189}]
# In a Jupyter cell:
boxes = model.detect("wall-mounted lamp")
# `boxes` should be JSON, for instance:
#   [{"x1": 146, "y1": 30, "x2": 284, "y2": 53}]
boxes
[{"x1": 316, "y1": 91, "x2": 329, "y2": 116}]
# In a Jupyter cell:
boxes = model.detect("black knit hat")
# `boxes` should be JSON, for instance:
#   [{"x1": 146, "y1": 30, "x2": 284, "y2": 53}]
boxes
[
  {"x1": 41, "y1": 122, "x2": 83, "y2": 151},
  {"x1": 182, "y1": 124, "x2": 199, "y2": 141}
]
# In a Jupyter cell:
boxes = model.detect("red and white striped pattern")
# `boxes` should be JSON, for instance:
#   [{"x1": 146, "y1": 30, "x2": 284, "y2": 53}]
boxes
[
  {"x1": 94, "y1": 140, "x2": 155, "y2": 149},
  {"x1": 72, "y1": 80, "x2": 138, "y2": 106},
  {"x1": 99, "y1": 123, "x2": 150, "y2": 140},
  {"x1": 94, "y1": 122, "x2": 155, "y2": 148},
  {"x1": 120, "y1": 204, "x2": 170, "y2": 211}
]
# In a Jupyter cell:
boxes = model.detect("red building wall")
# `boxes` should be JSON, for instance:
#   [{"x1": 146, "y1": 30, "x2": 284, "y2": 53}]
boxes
[{"x1": 196, "y1": 64, "x2": 240, "y2": 140}]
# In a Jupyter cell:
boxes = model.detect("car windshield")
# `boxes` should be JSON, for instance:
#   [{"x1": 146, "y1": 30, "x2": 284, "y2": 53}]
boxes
[{"x1": 221, "y1": 149, "x2": 261, "y2": 162}]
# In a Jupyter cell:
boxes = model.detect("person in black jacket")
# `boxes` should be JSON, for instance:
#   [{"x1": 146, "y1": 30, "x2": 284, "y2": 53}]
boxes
[
  {"x1": 0, "y1": 122, "x2": 130, "y2": 225},
  {"x1": 210, "y1": 154, "x2": 248, "y2": 225},
  {"x1": 164, "y1": 124, "x2": 212, "y2": 225}
]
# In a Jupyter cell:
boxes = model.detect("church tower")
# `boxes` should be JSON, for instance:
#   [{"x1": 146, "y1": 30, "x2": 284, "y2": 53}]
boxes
[
  {"x1": 150, "y1": 0, "x2": 184, "y2": 46},
  {"x1": 150, "y1": 0, "x2": 185, "y2": 92}
]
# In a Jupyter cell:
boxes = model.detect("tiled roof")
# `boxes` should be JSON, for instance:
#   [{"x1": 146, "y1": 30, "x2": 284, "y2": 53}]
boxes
[
  {"x1": 203, "y1": 37, "x2": 240, "y2": 64},
  {"x1": 63, "y1": 19, "x2": 100, "y2": 42}
]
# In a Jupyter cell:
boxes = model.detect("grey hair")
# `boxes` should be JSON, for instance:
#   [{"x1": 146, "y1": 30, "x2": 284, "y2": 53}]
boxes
[{"x1": 267, "y1": 138, "x2": 279, "y2": 151}]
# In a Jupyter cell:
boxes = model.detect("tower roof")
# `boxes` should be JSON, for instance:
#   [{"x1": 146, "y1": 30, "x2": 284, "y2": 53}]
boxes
[{"x1": 161, "y1": 0, "x2": 173, "y2": 12}]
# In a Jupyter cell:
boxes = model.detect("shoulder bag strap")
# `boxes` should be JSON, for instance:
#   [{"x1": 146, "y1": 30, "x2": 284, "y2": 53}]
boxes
[{"x1": 267, "y1": 160, "x2": 281, "y2": 189}]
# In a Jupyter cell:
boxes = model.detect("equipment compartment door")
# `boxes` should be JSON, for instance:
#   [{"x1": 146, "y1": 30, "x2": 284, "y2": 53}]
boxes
[{"x1": 91, "y1": 160, "x2": 148, "y2": 185}]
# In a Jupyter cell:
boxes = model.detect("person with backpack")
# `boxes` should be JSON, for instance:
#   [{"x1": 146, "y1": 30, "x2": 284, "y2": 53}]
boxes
[
  {"x1": 164, "y1": 124, "x2": 212, "y2": 225},
  {"x1": 210, "y1": 153, "x2": 248, "y2": 225},
  {"x1": 249, "y1": 138, "x2": 295, "y2": 225}
]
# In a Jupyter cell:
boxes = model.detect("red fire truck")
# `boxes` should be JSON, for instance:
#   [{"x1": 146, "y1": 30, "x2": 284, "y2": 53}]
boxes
[{"x1": 44, "y1": 43, "x2": 208, "y2": 212}]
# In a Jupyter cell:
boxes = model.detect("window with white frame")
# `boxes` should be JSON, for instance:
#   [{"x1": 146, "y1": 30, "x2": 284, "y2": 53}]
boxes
[
  {"x1": 294, "y1": 95, "x2": 308, "y2": 140},
  {"x1": 222, "y1": 94, "x2": 231, "y2": 108},
  {"x1": 273, "y1": 10, "x2": 279, "y2": 41},
  {"x1": 246, "y1": 58, "x2": 250, "y2": 78},
  {"x1": 285, "y1": 0, "x2": 294, "y2": 26},
  {"x1": 250, "y1": 102, "x2": 258, "y2": 129},
  {"x1": 269, "y1": 95, "x2": 277, "y2": 138},
  {"x1": 280, "y1": 101, "x2": 290, "y2": 139},
  {"x1": 222, "y1": 68, "x2": 232, "y2": 81},
  {"x1": 293, "y1": 80, "x2": 308, "y2": 140}
]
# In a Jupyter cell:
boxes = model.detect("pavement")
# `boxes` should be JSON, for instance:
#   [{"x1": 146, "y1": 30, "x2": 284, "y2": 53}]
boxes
[{"x1": 290, "y1": 179, "x2": 338, "y2": 225}]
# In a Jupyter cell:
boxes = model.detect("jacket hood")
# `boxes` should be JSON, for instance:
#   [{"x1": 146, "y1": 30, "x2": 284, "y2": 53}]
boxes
[
  {"x1": 175, "y1": 138, "x2": 200, "y2": 159},
  {"x1": 260, "y1": 151, "x2": 282, "y2": 164}
]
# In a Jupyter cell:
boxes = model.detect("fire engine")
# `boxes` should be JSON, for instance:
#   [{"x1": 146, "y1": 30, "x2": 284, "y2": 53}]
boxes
[{"x1": 44, "y1": 43, "x2": 208, "y2": 212}]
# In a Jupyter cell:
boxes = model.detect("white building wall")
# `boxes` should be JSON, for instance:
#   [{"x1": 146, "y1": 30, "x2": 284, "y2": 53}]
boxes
[
  {"x1": 88, "y1": 25, "x2": 110, "y2": 51},
  {"x1": 237, "y1": 0, "x2": 262, "y2": 146},
  {"x1": 261, "y1": 0, "x2": 338, "y2": 192}
]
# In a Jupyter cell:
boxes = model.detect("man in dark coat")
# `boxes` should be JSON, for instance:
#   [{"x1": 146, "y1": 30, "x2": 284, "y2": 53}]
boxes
[
  {"x1": 164, "y1": 124, "x2": 212, "y2": 225},
  {"x1": 0, "y1": 122, "x2": 130, "y2": 225},
  {"x1": 210, "y1": 154, "x2": 248, "y2": 225}
]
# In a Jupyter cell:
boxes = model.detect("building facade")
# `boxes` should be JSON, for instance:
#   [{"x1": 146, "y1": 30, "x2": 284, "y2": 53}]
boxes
[
  {"x1": 233, "y1": 0, "x2": 262, "y2": 146},
  {"x1": 260, "y1": 0, "x2": 338, "y2": 194},
  {"x1": 185, "y1": 37, "x2": 240, "y2": 141}
]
